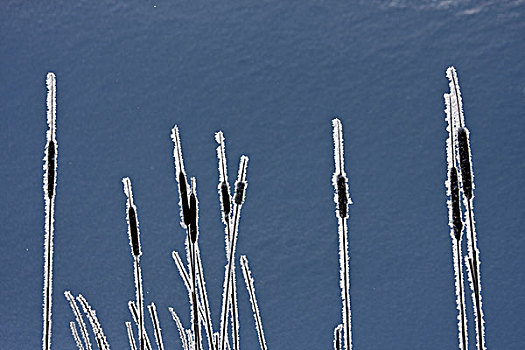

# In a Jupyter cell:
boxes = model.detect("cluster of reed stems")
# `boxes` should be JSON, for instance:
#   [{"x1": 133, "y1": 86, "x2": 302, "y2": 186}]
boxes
[
  {"x1": 41, "y1": 73, "x2": 267, "y2": 350},
  {"x1": 444, "y1": 66, "x2": 486, "y2": 350}
]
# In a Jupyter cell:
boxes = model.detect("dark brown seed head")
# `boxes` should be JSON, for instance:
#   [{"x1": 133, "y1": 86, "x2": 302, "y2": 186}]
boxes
[
  {"x1": 221, "y1": 182, "x2": 231, "y2": 216},
  {"x1": 457, "y1": 127, "x2": 472, "y2": 200},
  {"x1": 234, "y1": 181, "x2": 246, "y2": 205},
  {"x1": 178, "y1": 171, "x2": 191, "y2": 226},
  {"x1": 189, "y1": 192, "x2": 198, "y2": 243},
  {"x1": 337, "y1": 175, "x2": 348, "y2": 219},
  {"x1": 128, "y1": 206, "x2": 141, "y2": 257},
  {"x1": 47, "y1": 140, "x2": 56, "y2": 199},
  {"x1": 449, "y1": 167, "x2": 463, "y2": 240}
]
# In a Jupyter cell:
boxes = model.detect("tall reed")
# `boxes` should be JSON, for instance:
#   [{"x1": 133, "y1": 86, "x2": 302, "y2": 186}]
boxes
[
  {"x1": 444, "y1": 92, "x2": 468, "y2": 350},
  {"x1": 445, "y1": 66, "x2": 486, "y2": 350},
  {"x1": 42, "y1": 72, "x2": 57, "y2": 350},
  {"x1": 331, "y1": 118, "x2": 353, "y2": 350}
]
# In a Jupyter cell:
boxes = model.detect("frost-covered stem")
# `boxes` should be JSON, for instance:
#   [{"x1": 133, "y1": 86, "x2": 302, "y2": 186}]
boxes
[
  {"x1": 332, "y1": 118, "x2": 352, "y2": 350},
  {"x1": 333, "y1": 324, "x2": 342, "y2": 350},
  {"x1": 169, "y1": 308, "x2": 189, "y2": 350},
  {"x1": 172, "y1": 252, "x2": 208, "y2": 320},
  {"x1": 148, "y1": 303, "x2": 165, "y2": 350},
  {"x1": 453, "y1": 239, "x2": 467, "y2": 350},
  {"x1": 220, "y1": 157, "x2": 248, "y2": 350},
  {"x1": 126, "y1": 322, "x2": 138, "y2": 350},
  {"x1": 77, "y1": 295, "x2": 110, "y2": 350},
  {"x1": 65, "y1": 291, "x2": 93, "y2": 350},
  {"x1": 188, "y1": 234, "x2": 201, "y2": 350},
  {"x1": 240, "y1": 256, "x2": 267, "y2": 350},
  {"x1": 70, "y1": 322, "x2": 85, "y2": 350},
  {"x1": 195, "y1": 248, "x2": 216, "y2": 350},
  {"x1": 466, "y1": 201, "x2": 485, "y2": 350},
  {"x1": 43, "y1": 72, "x2": 57, "y2": 350}
]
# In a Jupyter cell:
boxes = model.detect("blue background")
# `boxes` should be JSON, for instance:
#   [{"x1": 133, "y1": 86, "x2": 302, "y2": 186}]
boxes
[{"x1": 1, "y1": 1, "x2": 524, "y2": 349}]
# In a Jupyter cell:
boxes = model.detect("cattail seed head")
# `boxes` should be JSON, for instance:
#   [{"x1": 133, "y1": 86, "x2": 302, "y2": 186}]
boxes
[
  {"x1": 178, "y1": 171, "x2": 191, "y2": 226},
  {"x1": 47, "y1": 141, "x2": 56, "y2": 199},
  {"x1": 457, "y1": 127, "x2": 473, "y2": 200},
  {"x1": 189, "y1": 191, "x2": 198, "y2": 243},
  {"x1": 336, "y1": 175, "x2": 349, "y2": 219},
  {"x1": 221, "y1": 182, "x2": 231, "y2": 216},
  {"x1": 128, "y1": 206, "x2": 141, "y2": 257},
  {"x1": 123, "y1": 177, "x2": 142, "y2": 258},
  {"x1": 449, "y1": 167, "x2": 463, "y2": 240},
  {"x1": 234, "y1": 181, "x2": 246, "y2": 205}
]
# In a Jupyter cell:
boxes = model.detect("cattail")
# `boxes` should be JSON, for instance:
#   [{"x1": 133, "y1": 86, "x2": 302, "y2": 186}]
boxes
[
  {"x1": 457, "y1": 127, "x2": 473, "y2": 200},
  {"x1": 172, "y1": 126, "x2": 192, "y2": 227},
  {"x1": 332, "y1": 118, "x2": 353, "y2": 350},
  {"x1": 43, "y1": 72, "x2": 57, "y2": 350},
  {"x1": 216, "y1": 131, "x2": 232, "y2": 219},
  {"x1": 123, "y1": 178, "x2": 142, "y2": 258},
  {"x1": 446, "y1": 67, "x2": 485, "y2": 350}
]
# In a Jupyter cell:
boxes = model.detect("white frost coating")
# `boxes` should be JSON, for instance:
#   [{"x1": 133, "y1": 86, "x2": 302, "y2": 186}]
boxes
[
  {"x1": 219, "y1": 156, "x2": 248, "y2": 350},
  {"x1": 169, "y1": 308, "x2": 189, "y2": 350},
  {"x1": 77, "y1": 294, "x2": 110, "y2": 350},
  {"x1": 43, "y1": 72, "x2": 57, "y2": 350},
  {"x1": 215, "y1": 131, "x2": 233, "y2": 253},
  {"x1": 126, "y1": 322, "x2": 138, "y2": 350},
  {"x1": 240, "y1": 255, "x2": 268, "y2": 350},
  {"x1": 65, "y1": 291, "x2": 93, "y2": 350},
  {"x1": 332, "y1": 119, "x2": 352, "y2": 350},
  {"x1": 446, "y1": 67, "x2": 466, "y2": 129},
  {"x1": 333, "y1": 324, "x2": 342, "y2": 350},
  {"x1": 172, "y1": 252, "x2": 208, "y2": 320},
  {"x1": 171, "y1": 125, "x2": 190, "y2": 228},
  {"x1": 70, "y1": 321, "x2": 85, "y2": 350},
  {"x1": 148, "y1": 303, "x2": 165, "y2": 350}
]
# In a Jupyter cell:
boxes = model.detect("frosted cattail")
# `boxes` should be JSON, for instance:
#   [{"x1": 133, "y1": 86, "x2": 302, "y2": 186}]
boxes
[
  {"x1": 172, "y1": 126, "x2": 192, "y2": 227},
  {"x1": 123, "y1": 178, "x2": 142, "y2": 258},
  {"x1": 43, "y1": 72, "x2": 57, "y2": 350},
  {"x1": 215, "y1": 131, "x2": 232, "y2": 219},
  {"x1": 169, "y1": 308, "x2": 189, "y2": 350},
  {"x1": 457, "y1": 127, "x2": 473, "y2": 200},
  {"x1": 234, "y1": 156, "x2": 248, "y2": 206},
  {"x1": 331, "y1": 118, "x2": 352, "y2": 350},
  {"x1": 77, "y1": 294, "x2": 110, "y2": 350},
  {"x1": 65, "y1": 291, "x2": 92, "y2": 350}
]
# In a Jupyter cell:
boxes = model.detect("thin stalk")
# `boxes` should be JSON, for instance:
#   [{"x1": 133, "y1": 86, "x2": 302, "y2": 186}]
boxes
[
  {"x1": 148, "y1": 303, "x2": 165, "y2": 350},
  {"x1": 239, "y1": 255, "x2": 267, "y2": 350},
  {"x1": 43, "y1": 72, "x2": 57, "y2": 350},
  {"x1": 454, "y1": 239, "x2": 468, "y2": 350},
  {"x1": 168, "y1": 308, "x2": 189, "y2": 350},
  {"x1": 333, "y1": 325, "x2": 342, "y2": 350},
  {"x1": 70, "y1": 322, "x2": 85, "y2": 350},
  {"x1": 195, "y1": 247, "x2": 216, "y2": 350},
  {"x1": 77, "y1": 295, "x2": 110, "y2": 350},
  {"x1": 466, "y1": 200, "x2": 485, "y2": 350},
  {"x1": 332, "y1": 118, "x2": 352, "y2": 350},
  {"x1": 126, "y1": 322, "x2": 138, "y2": 350}
]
